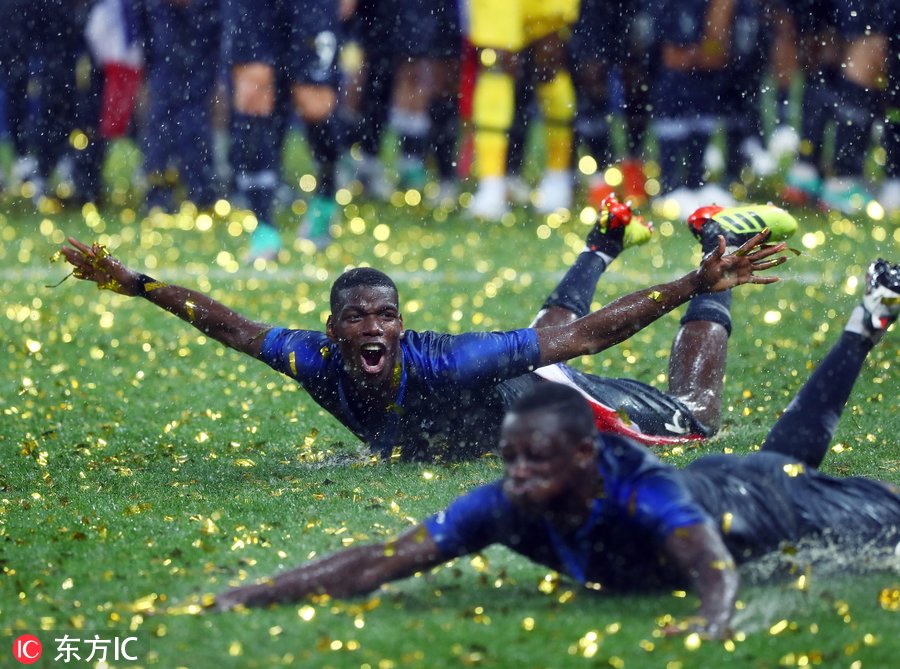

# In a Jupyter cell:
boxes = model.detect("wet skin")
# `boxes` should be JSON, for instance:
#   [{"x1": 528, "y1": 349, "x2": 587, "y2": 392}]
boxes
[
  {"x1": 326, "y1": 285, "x2": 405, "y2": 402},
  {"x1": 499, "y1": 411, "x2": 597, "y2": 525}
]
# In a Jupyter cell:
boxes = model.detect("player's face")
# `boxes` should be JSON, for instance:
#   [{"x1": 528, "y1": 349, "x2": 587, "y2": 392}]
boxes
[
  {"x1": 499, "y1": 411, "x2": 588, "y2": 514},
  {"x1": 327, "y1": 285, "x2": 404, "y2": 388}
]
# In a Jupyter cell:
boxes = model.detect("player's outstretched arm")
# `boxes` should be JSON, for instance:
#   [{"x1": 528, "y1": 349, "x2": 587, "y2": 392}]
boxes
[
  {"x1": 213, "y1": 525, "x2": 446, "y2": 610},
  {"x1": 663, "y1": 522, "x2": 739, "y2": 640},
  {"x1": 536, "y1": 230, "x2": 787, "y2": 365},
  {"x1": 60, "y1": 237, "x2": 270, "y2": 358}
]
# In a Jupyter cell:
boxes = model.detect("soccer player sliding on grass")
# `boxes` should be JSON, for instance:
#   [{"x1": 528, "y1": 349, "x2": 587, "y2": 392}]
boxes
[
  {"x1": 61, "y1": 198, "x2": 795, "y2": 459},
  {"x1": 213, "y1": 265, "x2": 900, "y2": 640}
]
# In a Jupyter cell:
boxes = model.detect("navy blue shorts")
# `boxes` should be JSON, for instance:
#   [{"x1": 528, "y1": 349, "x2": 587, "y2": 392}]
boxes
[
  {"x1": 350, "y1": 0, "x2": 460, "y2": 59},
  {"x1": 223, "y1": 0, "x2": 339, "y2": 86},
  {"x1": 569, "y1": 0, "x2": 641, "y2": 64},
  {"x1": 396, "y1": 0, "x2": 461, "y2": 59},
  {"x1": 786, "y1": 0, "x2": 885, "y2": 39}
]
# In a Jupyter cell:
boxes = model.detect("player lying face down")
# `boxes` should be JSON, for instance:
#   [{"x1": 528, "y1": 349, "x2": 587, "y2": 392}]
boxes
[
  {"x1": 212, "y1": 369, "x2": 900, "y2": 639},
  {"x1": 59, "y1": 204, "x2": 791, "y2": 461}
]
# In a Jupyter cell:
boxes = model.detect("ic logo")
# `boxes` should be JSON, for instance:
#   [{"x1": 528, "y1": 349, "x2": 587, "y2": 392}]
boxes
[{"x1": 13, "y1": 634, "x2": 42, "y2": 664}]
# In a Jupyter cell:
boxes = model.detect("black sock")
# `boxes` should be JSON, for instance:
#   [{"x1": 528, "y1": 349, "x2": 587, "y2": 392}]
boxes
[
  {"x1": 776, "y1": 86, "x2": 791, "y2": 126},
  {"x1": 833, "y1": 79, "x2": 878, "y2": 177},
  {"x1": 506, "y1": 77, "x2": 533, "y2": 176},
  {"x1": 761, "y1": 332, "x2": 873, "y2": 467},
  {"x1": 575, "y1": 111, "x2": 612, "y2": 167},
  {"x1": 399, "y1": 129, "x2": 428, "y2": 164},
  {"x1": 307, "y1": 117, "x2": 338, "y2": 196},
  {"x1": 657, "y1": 130, "x2": 686, "y2": 193},
  {"x1": 686, "y1": 130, "x2": 709, "y2": 190},
  {"x1": 885, "y1": 110, "x2": 900, "y2": 178},
  {"x1": 725, "y1": 124, "x2": 746, "y2": 184},
  {"x1": 359, "y1": 56, "x2": 394, "y2": 156},
  {"x1": 429, "y1": 97, "x2": 459, "y2": 179},
  {"x1": 231, "y1": 113, "x2": 279, "y2": 224},
  {"x1": 681, "y1": 291, "x2": 732, "y2": 335},
  {"x1": 800, "y1": 72, "x2": 837, "y2": 167},
  {"x1": 541, "y1": 251, "x2": 611, "y2": 318}
]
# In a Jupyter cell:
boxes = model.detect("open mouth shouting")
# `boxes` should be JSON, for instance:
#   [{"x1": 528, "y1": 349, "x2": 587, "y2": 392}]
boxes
[{"x1": 360, "y1": 343, "x2": 387, "y2": 374}]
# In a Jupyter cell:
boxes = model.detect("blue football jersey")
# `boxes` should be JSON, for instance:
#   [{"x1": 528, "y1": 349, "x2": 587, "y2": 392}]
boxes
[{"x1": 261, "y1": 327, "x2": 541, "y2": 459}]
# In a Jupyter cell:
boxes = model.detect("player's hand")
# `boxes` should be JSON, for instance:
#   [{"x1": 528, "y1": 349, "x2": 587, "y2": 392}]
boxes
[
  {"x1": 60, "y1": 237, "x2": 143, "y2": 296},
  {"x1": 696, "y1": 229, "x2": 788, "y2": 293}
]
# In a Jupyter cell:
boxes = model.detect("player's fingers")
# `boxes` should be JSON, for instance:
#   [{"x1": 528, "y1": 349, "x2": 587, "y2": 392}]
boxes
[
  {"x1": 60, "y1": 247, "x2": 89, "y2": 268},
  {"x1": 752, "y1": 257, "x2": 787, "y2": 271},
  {"x1": 708, "y1": 235, "x2": 726, "y2": 260},
  {"x1": 747, "y1": 241, "x2": 787, "y2": 260},
  {"x1": 733, "y1": 228, "x2": 772, "y2": 256},
  {"x1": 750, "y1": 275, "x2": 780, "y2": 284},
  {"x1": 67, "y1": 237, "x2": 93, "y2": 256}
]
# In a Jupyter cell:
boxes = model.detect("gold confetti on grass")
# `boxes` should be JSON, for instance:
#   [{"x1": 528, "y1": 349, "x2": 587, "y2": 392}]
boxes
[{"x1": 878, "y1": 587, "x2": 899, "y2": 611}]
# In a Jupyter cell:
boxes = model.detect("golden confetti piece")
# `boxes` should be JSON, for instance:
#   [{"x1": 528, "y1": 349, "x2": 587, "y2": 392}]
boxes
[
  {"x1": 233, "y1": 459, "x2": 256, "y2": 468},
  {"x1": 684, "y1": 633, "x2": 702, "y2": 650},
  {"x1": 298, "y1": 605, "x2": 316, "y2": 621},
  {"x1": 470, "y1": 555, "x2": 489, "y2": 573},
  {"x1": 184, "y1": 300, "x2": 196, "y2": 322},
  {"x1": 200, "y1": 517, "x2": 219, "y2": 535},
  {"x1": 143, "y1": 281, "x2": 167, "y2": 292},
  {"x1": 538, "y1": 572, "x2": 559, "y2": 594},
  {"x1": 46, "y1": 270, "x2": 74, "y2": 288},
  {"x1": 878, "y1": 587, "x2": 900, "y2": 611},
  {"x1": 769, "y1": 619, "x2": 789, "y2": 635},
  {"x1": 165, "y1": 603, "x2": 204, "y2": 616},
  {"x1": 782, "y1": 463, "x2": 805, "y2": 477},
  {"x1": 648, "y1": 290, "x2": 662, "y2": 302},
  {"x1": 130, "y1": 593, "x2": 159, "y2": 613},
  {"x1": 721, "y1": 512, "x2": 733, "y2": 534},
  {"x1": 97, "y1": 278, "x2": 123, "y2": 293}
]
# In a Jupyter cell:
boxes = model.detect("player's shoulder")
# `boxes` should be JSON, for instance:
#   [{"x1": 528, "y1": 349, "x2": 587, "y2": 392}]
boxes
[
  {"x1": 597, "y1": 433, "x2": 670, "y2": 479},
  {"x1": 265, "y1": 326, "x2": 331, "y2": 348}
]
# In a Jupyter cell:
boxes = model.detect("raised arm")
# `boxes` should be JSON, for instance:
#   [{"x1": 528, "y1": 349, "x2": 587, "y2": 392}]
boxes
[
  {"x1": 60, "y1": 238, "x2": 270, "y2": 358},
  {"x1": 664, "y1": 522, "x2": 739, "y2": 640},
  {"x1": 213, "y1": 524, "x2": 446, "y2": 610},
  {"x1": 536, "y1": 230, "x2": 787, "y2": 366}
]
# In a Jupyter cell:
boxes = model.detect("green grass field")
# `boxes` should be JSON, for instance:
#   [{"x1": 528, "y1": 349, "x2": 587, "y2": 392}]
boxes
[{"x1": 1, "y1": 142, "x2": 899, "y2": 668}]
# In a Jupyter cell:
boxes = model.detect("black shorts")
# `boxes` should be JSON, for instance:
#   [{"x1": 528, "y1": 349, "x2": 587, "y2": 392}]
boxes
[
  {"x1": 569, "y1": 0, "x2": 641, "y2": 64},
  {"x1": 685, "y1": 452, "x2": 900, "y2": 559},
  {"x1": 223, "y1": 0, "x2": 340, "y2": 86},
  {"x1": 497, "y1": 366, "x2": 710, "y2": 441},
  {"x1": 785, "y1": 0, "x2": 885, "y2": 39}
]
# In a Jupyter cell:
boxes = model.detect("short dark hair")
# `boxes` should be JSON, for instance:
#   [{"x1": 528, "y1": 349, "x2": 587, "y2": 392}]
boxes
[
  {"x1": 508, "y1": 382, "x2": 596, "y2": 442},
  {"x1": 330, "y1": 267, "x2": 398, "y2": 312}
]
